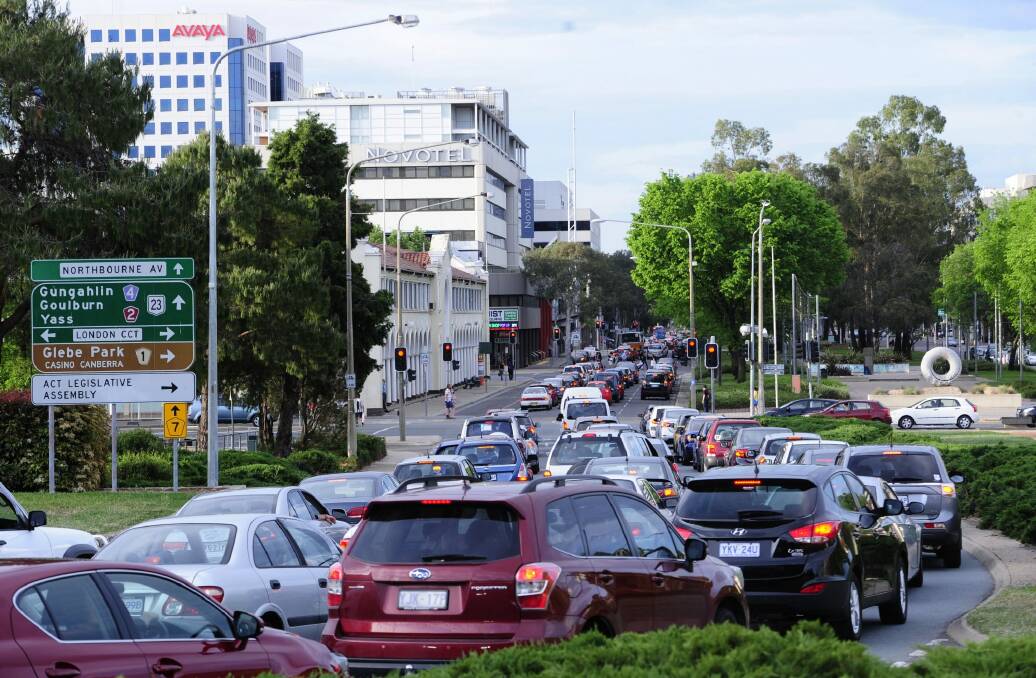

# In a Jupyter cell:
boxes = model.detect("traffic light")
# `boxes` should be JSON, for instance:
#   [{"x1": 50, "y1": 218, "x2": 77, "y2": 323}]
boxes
[
  {"x1": 704, "y1": 342, "x2": 719, "y2": 369},
  {"x1": 509, "y1": 330, "x2": 517, "y2": 340},
  {"x1": 686, "y1": 337, "x2": 698, "y2": 359},
  {"x1": 393, "y1": 347, "x2": 407, "y2": 371},
  {"x1": 796, "y1": 341, "x2": 805, "y2": 360},
  {"x1": 451, "y1": 359, "x2": 460, "y2": 370},
  {"x1": 553, "y1": 327, "x2": 561, "y2": 340},
  {"x1": 406, "y1": 368, "x2": 417, "y2": 382},
  {"x1": 442, "y1": 342, "x2": 453, "y2": 361},
  {"x1": 595, "y1": 319, "x2": 603, "y2": 329}
]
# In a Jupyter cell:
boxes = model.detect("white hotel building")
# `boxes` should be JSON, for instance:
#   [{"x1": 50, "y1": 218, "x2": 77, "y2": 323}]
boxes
[{"x1": 80, "y1": 9, "x2": 303, "y2": 163}]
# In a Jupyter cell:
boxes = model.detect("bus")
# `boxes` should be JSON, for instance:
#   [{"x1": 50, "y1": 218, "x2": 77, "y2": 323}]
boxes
[{"x1": 616, "y1": 329, "x2": 643, "y2": 356}]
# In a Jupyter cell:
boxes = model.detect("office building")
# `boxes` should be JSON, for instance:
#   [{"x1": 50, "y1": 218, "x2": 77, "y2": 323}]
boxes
[
  {"x1": 980, "y1": 173, "x2": 1036, "y2": 203},
  {"x1": 532, "y1": 180, "x2": 601, "y2": 250}
]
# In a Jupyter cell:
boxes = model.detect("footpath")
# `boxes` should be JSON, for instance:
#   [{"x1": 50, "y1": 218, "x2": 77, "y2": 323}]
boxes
[{"x1": 949, "y1": 518, "x2": 1036, "y2": 644}]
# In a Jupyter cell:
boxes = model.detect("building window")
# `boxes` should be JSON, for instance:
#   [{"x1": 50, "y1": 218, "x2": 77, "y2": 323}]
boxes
[
  {"x1": 193, "y1": 51, "x2": 204, "y2": 65},
  {"x1": 90, "y1": 53, "x2": 102, "y2": 62},
  {"x1": 159, "y1": 52, "x2": 170, "y2": 65},
  {"x1": 210, "y1": 51, "x2": 220, "y2": 64},
  {"x1": 193, "y1": 75, "x2": 204, "y2": 88},
  {"x1": 160, "y1": 145, "x2": 172, "y2": 158},
  {"x1": 194, "y1": 121, "x2": 205, "y2": 133},
  {"x1": 160, "y1": 122, "x2": 172, "y2": 135},
  {"x1": 127, "y1": 145, "x2": 139, "y2": 159},
  {"x1": 488, "y1": 202, "x2": 506, "y2": 220},
  {"x1": 176, "y1": 52, "x2": 187, "y2": 65},
  {"x1": 214, "y1": 74, "x2": 222, "y2": 87},
  {"x1": 214, "y1": 121, "x2": 223, "y2": 132},
  {"x1": 142, "y1": 29, "x2": 153, "y2": 42},
  {"x1": 159, "y1": 28, "x2": 170, "y2": 42},
  {"x1": 159, "y1": 75, "x2": 170, "y2": 88},
  {"x1": 124, "y1": 29, "x2": 136, "y2": 42},
  {"x1": 173, "y1": 75, "x2": 185, "y2": 88},
  {"x1": 124, "y1": 53, "x2": 136, "y2": 65},
  {"x1": 143, "y1": 122, "x2": 155, "y2": 135},
  {"x1": 194, "y1": 98, "x2": 204, "y2": 111},
  {"x1": 90, "y1": 29, "x2": 102, "y2": 42},
  {"x1": 176, "y1": 99, "x2": 188, "y2": 112},
  {"x1": 359, "y1": 198, "x2": 476, "y2": 212},
  {"x1": 107, "y1": 29, "x2": 118, "y2": 42},
  {"x1": 357, "y1": 165, "x2": 475, "y2": 180},
  {"x1": 176, "y1": 121, "x2": 188, "y2": 134},
  {"x1": 453, "y1": 104, "x2": 475, "y2": 129},
  {"x1": 213, "y1": 98, "x2": 222, "y2": 111},
  {"x1": 142, "y1": 52, "x2": 153, "y2": 65},
  {"x1": 159, "y1": 99, "x2": 171, "y2": 112},
  {"x1": 141, "y1": 75, "x2": 154, "y2": 87},
  {"x1": 350, "y1": 105, "x2": 370, "y2": 144},
  {"x1": 144, "y1": 145, "x2": 155, "y2": 158},
  {"x1": 486, "y1": 170, "x2": 507, "y2": 191}
]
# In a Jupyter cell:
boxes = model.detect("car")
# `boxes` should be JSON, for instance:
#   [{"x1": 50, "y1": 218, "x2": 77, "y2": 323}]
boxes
[
  {"x1": 585, "y1": 423, "x2": 637, "y2": 434},
  {"x1": 776, "y1": 440, "x2": 851, "y2": 466},
  {"x1": 560, "y1": 371, "x2": 583, "y2": 390},
  {"x1": 584, "y1": 456, "x2": 683, "y2": 506},
  {"x1": 574, "y1": 414, "x2": 619, "y2": 431},
  {"x1": 452, "y1": 437, "x2": 535, "y2": 482},
  {"x1": 657, "y1": 407, "x2": 699, "y2": 448},
  {"x1": 700, "y1": 419, "x2": 760, "y2": 469},
  {"x1": 529, "y1": 382, "x2": 561, "y2": 406},
  {"x1": 615, "y1": 361, "x2": 640, "y2": 382},
  {"x1": 95, "y1": 513, "x2": 342, "y2": 641},
  {"x1": 672, "y1": 465, "x2": 912, "y2": 640},
  {"x1": 187, "y1": 397, "x2": 259, "y2": 426},
  {"x1": 764, "y1": 399, "x2": 839, "y2": 417},
  {"x1": 594, "y1": 371, "x2": 625, "y2": 400},
  {"x1": 1026, "y1": 352, "x2": 1036, "y2": 367},
  {"x1": 857, "y1": 475, "x2": 925, "y2": 587},
  {"x1": 891, "y1": 397, "x2": 977, "y2": 429},
  {"x1": 299, "y1": 472, "x2": 400, "y2": 525},
  {"x1": 561, "y1": 365, "x2": 587, "y2": 386},
  {"x1": 757, "y1": 432, "x2": 821, "y2": 464},
  {"x1": 812, "y1": 400, "x2": 892, "y2": 424},
  {"x1": 325, "y1": 475, "x2": 749, "y2": 673},
  {"x1": 520, "y1": 386, "x2": 553, "y2": 410},
  {"x1": 729, "y1": 426, "x2": 792, "y2": 465},
  {"x1": 0, "y1": 482, "x2": 105, "y2": 558},
  {"x1": 1018, "y1": 404, "x2": 1036, "y2": 426},
  {"x1": 542, "y1": 377, "x2": 567, "y2": 401},
  {"x1": 175, "y1": 487, "x2": 345, "y2": 542},
  {"x1": 461, "y1": 414, "x2": 523, "y2": 442},
  {"x1": 640, "y1": 371, "x2": 672, "y2": 401},
  {"x1": 430, "y1": 438, "x2": 464, "y2": 456},
  {"x1": 645, "y1": 436, "x2": 675, "y2": 462},
  {"x1": 642, "y1": 405, "x2": 671, "y2": 437},
  {"x1": 588, "y1": 380, "x2": 616, "y2": 403},
  {"x1": 0, "y1": 559, "x2": 343, "y2": 678},
  {"x1": 558, "y1": 397, "x2": 611, "y2": 432},
  {"x1": 844, "y1": 445, "x2": 965, "y2": 568},
  {"x1": 676, "y1": 415, "x2": 724, "y2": 468},
  {"x1": 393, "y1": 455, "x2": 486, "y2": 484},
  {"x1": 543, "y1": 430, "x2": 657, "y2": 476},
  {"x1": 559, "y1": 386, "x2": 607, "y2": 412}
]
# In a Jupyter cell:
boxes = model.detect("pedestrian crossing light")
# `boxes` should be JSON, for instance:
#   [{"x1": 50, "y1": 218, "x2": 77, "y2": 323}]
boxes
[
  {"x1": 393, "y1": 347, "x2": 407, "y2": 371},
  {"x1": 442, "y1": 342, "x2": 453, "y2": 361},
  {"x1": 553, "y1": 327, "x2": 561, "y2": 340},
  {"x1": 406, "y1": 368, "x2": 417, "y2": 382},
  {"x1": 687, "y1": 337, "x2": 698, "y2": 359},
  {"x1": 704, "y1": 342, "x2": 719, "y2": 369},
  {"x1": 510, "y1": 330, "x2": 517, "y2": 340}
]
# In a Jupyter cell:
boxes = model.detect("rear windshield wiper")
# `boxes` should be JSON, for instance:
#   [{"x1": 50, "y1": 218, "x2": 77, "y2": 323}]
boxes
[
  {"x1": 421, "y1": 554, "x2": 488, "y2": 562},
  {"x1": 737, "y1": 509, "x2": 785, "y2": 521},
  {"x1": 891, "y1": 477, "x2": 928, "y2": 483}
]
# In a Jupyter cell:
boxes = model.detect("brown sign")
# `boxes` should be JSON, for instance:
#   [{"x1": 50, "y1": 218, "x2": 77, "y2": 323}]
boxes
[{"x1": 33, "y1": 342, "x2": 195, "y2": 373}]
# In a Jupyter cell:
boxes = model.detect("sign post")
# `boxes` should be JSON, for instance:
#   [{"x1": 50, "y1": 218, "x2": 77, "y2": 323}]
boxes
[
  {"x1": 164, "y1": 402, "x2": 188, "y2": 493},
  {"x1": 47, "y1": 406, "x2": 55, "y2": 494}
]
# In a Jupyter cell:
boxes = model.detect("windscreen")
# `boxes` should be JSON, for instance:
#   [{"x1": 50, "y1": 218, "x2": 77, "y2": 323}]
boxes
[
  {"x1": 456, "y1": 443, "x2": 517, "y2": 466},
  {"x1": 434, "y1": 443, "x2": 460, "y2": 456},
  {"x1": 351, "y1": 503, "x2": 520, "y2": 563},
  {"x1": 586, "y1": 458, "x2": 668, "y2": 480},
  {"x1": 680, "y1": 479, "x2": 818, "y2": 523},
  {"x1": 178, "y1": 494, "x2": 276, "y2": 516},
  {"x1": 0, "y1": 495, "x2": 21, "y2": 530},
  {"x1": 98, "y1": 523, "x2": 236, "y2": 565},
  {"x1": 846, "y1": 453, "x2": 942, "y2": 483},
  {"x1": 715, "y1": 422, "x2": 758, "y2": 439},
  {"x1": 566, "y1": 401, "x2": 608, "y2": 419},
  {"x1": 464, "y1": 420, "x2": 513, "y2": 437},
  {"x1": 551, "y1": 436, "x2": 624, "y2": 465},
  {"x1": 394, "y1": 461, "x2": 464, "y2": 482},
  {"x1": 303, "y1": 478, "x2": 377, "y2": 503}
]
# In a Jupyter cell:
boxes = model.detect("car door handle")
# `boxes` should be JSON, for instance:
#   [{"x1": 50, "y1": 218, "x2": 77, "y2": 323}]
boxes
[
  {"x1": 151, "y1": 658, "x2": 183, "y2": 677},
  {"x1": 599, "y1": 571, "x2": 615, "y2": 585},
  {"x1": 270, "y1": 579, "x2": 281, "y2": 590},
  {"x1": 318, "y1": 578, "x2": 328, "y2": 588},
  {"x1": 651, "y1": 574, "x2": 665, "y2": 587},
  {"x1": 45, "y1": 663, "x2": 81, "y2": 678}
]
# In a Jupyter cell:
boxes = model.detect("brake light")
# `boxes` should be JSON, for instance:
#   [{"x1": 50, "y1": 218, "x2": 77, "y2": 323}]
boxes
[
  {"x1": 733, "y1": 479, "x2": 761, "y2": 486},
  {"x1": 735, "y1": 448, "x2": 748, "y2": 458},
  {"x1": 339, "y1": 537, "x2": 350, "y2": 550},
  {"x1": 661, "y1": 486, "x2": 676, "y2": 497},
  {"x1": 198, "y1": 586, "x2": 224, "y2": 603},
  {"x1": 924, "y1": 522, "x2": 946, "y2": 529},
  {"x1": 517, "y1": 463, "x2": 530, "y2": 482},
  {"x1": 788, "y1": 521, "x2": 842, "y2": 544},
  {"x1": 706, "y1": 443, "x2": 716, "y2": 456},
  {"x1": 941, "y1": 484, "x2": 956, "y2": 497},
  {"x1": 675, "y1": 526, "x2": 694, "y2": 540},
  {"x1": 327, "y1": 562, "x2": 342, "y2": 607},
  {"x1": 515, "y1": 562, "x2": 562, "y2": 610},
  {"x1": 562, "y1": 421, "x2": 569, "y2": 430},
  {"x1": 421, "y1": 499, "x2": 452, "y2": 505},
  {"x1": 800, "y1": 583, "x2": 827, "y2": 594},
  {"x1": 346, "y1": 506, "x2": 366, "y2": 520},
  {"x1": 882, "y1": 450, "x2": 902, "y2": 455},
  {"x1": 543, "y1": 470, "x2": 553, "y2": 477},
  {"x1": 581, "y1": 433, "x2": 596, "y2": 438}
]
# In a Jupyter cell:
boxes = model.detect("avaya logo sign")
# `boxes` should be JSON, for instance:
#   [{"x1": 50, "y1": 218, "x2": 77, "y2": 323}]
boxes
[
  {"x1": 172, "y1": 24, "x2": 226, "y2": 40},
  {"x1": 246, "y1": 26, "x2": 258, "y2": 43}
]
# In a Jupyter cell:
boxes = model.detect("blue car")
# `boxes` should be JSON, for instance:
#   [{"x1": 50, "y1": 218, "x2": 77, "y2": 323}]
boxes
[
  {"x1": 446, "y1": 436, "x2": 531, "y2": 482},
  {"x1": 187, "y1": 398, "x2": 259, "y2": 425}
]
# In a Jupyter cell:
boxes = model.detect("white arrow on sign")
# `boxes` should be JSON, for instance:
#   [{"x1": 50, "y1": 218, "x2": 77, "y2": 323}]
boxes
[
  {"x1": 173, "y1": 263, "x2": 184, "y2": 275},
  {"x1": 172, "y1": 295, "x2": 186, "y2": 310},
  {"x1": 160, "y1": 349, "x2": 175, "y2": 363},
  {"x1": 40, "y1": 329, "x2": 55, "y2": 343},
  {"x1": 160, "y1": 327, "x2": 175, "y2": 340}
]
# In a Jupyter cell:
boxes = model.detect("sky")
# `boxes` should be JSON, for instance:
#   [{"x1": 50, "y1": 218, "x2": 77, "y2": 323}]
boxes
[{"x1": 70, "y1": 0, "x2": 1036, "y2": 252}]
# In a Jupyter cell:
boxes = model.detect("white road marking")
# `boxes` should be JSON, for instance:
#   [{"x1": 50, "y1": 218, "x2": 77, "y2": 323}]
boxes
[{"x1": 908, "y1": 649, "x2": 928, "y2": 658}]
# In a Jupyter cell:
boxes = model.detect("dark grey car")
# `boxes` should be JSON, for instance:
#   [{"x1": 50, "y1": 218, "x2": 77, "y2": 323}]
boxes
[{"x1": 845, "y1": 445, "x2": 965, "y2": 568}]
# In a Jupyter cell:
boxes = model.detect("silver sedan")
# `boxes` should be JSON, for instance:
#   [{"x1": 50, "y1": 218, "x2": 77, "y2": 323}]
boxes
[{"x1": 94, "y1": 514, "x2": 340, "y2": 640}]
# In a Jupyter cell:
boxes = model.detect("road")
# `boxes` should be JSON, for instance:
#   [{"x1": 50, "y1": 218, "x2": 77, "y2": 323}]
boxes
[{"x1": 366, "y1": 357, "x2": 993, "y2": 665}]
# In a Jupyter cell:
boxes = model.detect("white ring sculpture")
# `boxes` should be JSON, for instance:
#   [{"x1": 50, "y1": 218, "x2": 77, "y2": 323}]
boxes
[{"x1": 920, "y1": 347, "x2": 962, "y2": 386}]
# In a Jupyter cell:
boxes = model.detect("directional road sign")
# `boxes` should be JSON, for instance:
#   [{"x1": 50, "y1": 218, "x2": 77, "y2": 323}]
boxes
[
  {"x1": 163, "y1": 402, "x2": 189, "y2": 439},
  {"x1": 32, "y1": 281, "x2": 194, "y2": 373},
  {"x1": 762, "y1": 363, "x2": 786, "y2": 376},
  {"x1": 31, "y1": 372, "x2": 197, "y2": 405},
  {"x1": 31, "y1": 258, "x2": 194, "y2": 282}
]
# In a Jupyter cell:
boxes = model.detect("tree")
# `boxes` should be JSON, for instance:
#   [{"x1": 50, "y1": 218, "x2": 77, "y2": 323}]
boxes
[
  {"x1": 523, "y1": 243, "x2": 597, "y2": 345},
  {"x1": 627, "y1": 170, "x2": 848, "y2": 380},
  {"x1": 367, "y1": 225, "x2": 430, "y2": 252},
  {"x1": 702, "y1": 120, "x2": 773, "y2": 174},
  {"x1": 934, "y1": 242, "x2": 988, "y2": 331},
  {"x1": 585, "y1": 251, "x2": 658, "y2": 329},
  {"x1": 809, "y1": 96, "x2": 980, "y2": 357}
]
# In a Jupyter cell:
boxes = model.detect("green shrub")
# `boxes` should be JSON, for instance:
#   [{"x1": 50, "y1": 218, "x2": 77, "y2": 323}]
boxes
[
  {"x1": 286, "y1": 449, "x2": 341, "y2": 475},
  {"x1": 221, "y1": 463, "x2": 305, "y2": 487},
  {"x1": 757, "y1": 415, "x2": 891, "y2": 440},
  {"x1": 357, "y1": 433, "x2": 387, "y2": 467},
  {"x1": 113, "y1": 452, "x2": 172, "y2": 487},
  {"x1": 118, "y1": 428, "x2": 167, "y2": 453},
  {"x1": 905, "y1": 634, "x2": 1036, "y2": 676},
  {"x1": 0, "y1": 390, "x2": 110, "y2": 491}
]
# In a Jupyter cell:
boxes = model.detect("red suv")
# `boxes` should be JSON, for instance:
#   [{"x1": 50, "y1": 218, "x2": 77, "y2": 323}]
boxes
[
  {"x1": 323, "y1": 476, "x2": 748, "y2": 674},
  {"x1": 0, "y1": 559, "x2": 342, "y2": 678},
  {"x1": 813, "y1": 400, "x2": 892, "y2": 424}
]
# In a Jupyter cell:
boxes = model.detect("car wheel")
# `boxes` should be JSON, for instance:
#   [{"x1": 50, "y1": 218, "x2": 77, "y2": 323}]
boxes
[
  {"x1": 956, "y1": 415, "x2": 973, "y2": 429},
  {"x1": 713, "y1": 605, "x2": 740, "y2": 625},
  {"x1": 898, "y1": 416, "x2": 915, "y2": 430},
  {"x1": 879, "y1": 564, "x2": 908, "y2": 625},
  {"x1": 909, "y1": 565, "x2": 924, "y2": 588},
  {"x1": 249, "y1": 414, "x2": 259, "y2": 427},
  {"x1": 941, "y1": 544, "x2": 962, "y2": 569},
  {"x1": 831, "y1": 578, "x2": 863, "y2": 641}
]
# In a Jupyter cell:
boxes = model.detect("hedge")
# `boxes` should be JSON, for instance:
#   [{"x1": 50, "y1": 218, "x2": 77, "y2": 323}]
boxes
[
  {"x1": 109, "y1": 448, "x2": 345, "y2": 488},
  {"x1": 0, "y1": 390, "x2": 110, "y2": 491},
  {"x1": 117, "y1": 428, "x2": 167, "y2": 454}
]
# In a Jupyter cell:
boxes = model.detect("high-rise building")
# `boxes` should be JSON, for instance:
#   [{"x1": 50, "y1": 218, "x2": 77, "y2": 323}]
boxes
[{"x1": 532, "y1": 180, "x2": 601, "y2": 250}]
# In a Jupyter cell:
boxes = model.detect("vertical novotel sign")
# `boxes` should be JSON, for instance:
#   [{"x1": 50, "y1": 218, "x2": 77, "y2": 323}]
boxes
[{"x1": 520, "y1": 178, "x2": 535, "y2": 239}]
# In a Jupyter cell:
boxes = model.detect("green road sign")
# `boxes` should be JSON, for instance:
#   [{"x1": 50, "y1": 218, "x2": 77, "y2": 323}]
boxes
[
  {"x1": 31, "y1": 258, "x2": 194, "y2": 282},
  {"x1": 32, "y1": 281, "x2": 194, "y2": 328}
]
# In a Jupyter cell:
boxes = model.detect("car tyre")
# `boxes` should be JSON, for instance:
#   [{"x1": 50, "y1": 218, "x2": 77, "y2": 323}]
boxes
[
  {"x1": 249, "y1": 414, "x2": 259, "y2": 427},
  {"x1": 941, "y1": 544, "x2": 962, "y2": 569},
  {"x1": 713, "y1": 605, "x2": 740, "y2": 625},
  {"x1": 878, "y1": 565, "x2": 908, "y2": 625},
  {"x1": 956, "y1": 415, "x2": 973, "y2": 429},
  {"x1": 908, "y1": 565, "x2": 924, "y2": 588},
  {"x1": 831, "y1": 578, "x2": 863, "y2": 641},
  {"x1": 898, "y1": 416, "x2": 915, "y2": 429}
]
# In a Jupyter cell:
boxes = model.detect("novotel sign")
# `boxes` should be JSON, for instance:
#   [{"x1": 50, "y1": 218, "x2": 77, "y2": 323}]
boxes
[
  {"x1": 172, "y1": 24, "x2": 226, "y2": 40},
  {"x1": 366, "y1": 147, "x2": 473, "y2": 164}
]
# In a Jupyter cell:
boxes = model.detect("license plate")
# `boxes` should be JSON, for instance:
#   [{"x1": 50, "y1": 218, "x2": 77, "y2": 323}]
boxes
[
  {"x1": 719, "y1": 542, "x2": 760, "y2": 558},
  {"x1": 123, "y1": 597, "x2": 145, "y2": 616},
  {"x1": 398, "y1": 589, "x2": 448, "y2": 610},
  {"x1": 907, "y1": 495, "x2": 928, "y2": 506}
]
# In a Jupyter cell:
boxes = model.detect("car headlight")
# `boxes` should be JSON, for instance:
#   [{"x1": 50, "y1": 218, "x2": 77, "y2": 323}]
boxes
[{"x1": 93, "y1": 534, "x2": 109, "y2": 548}]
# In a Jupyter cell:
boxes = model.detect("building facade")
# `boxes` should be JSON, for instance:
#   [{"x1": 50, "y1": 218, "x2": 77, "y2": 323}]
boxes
[
  {"x1": 81, "y1": 9, "x2": 302, "y2": 163},
  {"x1": 980, "y1": 173, "x2": 1036, "y2": 203},
  {"x1": 532, "y1": 180, "x2": 601, "y2": 250}
]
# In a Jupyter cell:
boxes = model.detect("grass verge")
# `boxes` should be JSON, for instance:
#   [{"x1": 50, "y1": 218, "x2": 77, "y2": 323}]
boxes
[
  {"x1": 967, "y1": 586, "x2": 1036, "y2": 638},
  {"x1": 687, "y1": 374, "x2": 849, "y2": 410},
  {"x1": 15, "y1": 491, "x2": 198, "y2": 537}
]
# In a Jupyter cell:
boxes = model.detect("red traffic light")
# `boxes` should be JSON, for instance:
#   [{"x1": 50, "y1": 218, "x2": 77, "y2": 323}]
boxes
[{"x1": 442, "y1": 342, "x2": 453, "y2": 361}]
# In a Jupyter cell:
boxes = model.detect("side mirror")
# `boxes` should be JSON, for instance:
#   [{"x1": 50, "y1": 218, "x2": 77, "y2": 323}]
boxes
[
  {"x1": 556, "y1": 414, "x2": 563, "y2": 422},
  {"x1": 950, "y1": 474, "x2": 964, "y2": 484},
  {"x1": 331, "y1": 508, "x2": 348, "y2": 520},
  {"x1": 685, "y1": 537, "x2": 708, "y2": 566},
  {"x1": 479, "y1": 472, "x2": 494, "y2": 482},
  {"x1": 27, "y1": 510, "x2": 46, "y2": 529},
  {"x1": 232, "y1": 611, "x2": 263, "y2": 640},
  {"x1": 882, "y1": 498, "x2": 904, "y2": 517},
  {"x1": 681, "y1": 475, "x2": 694, "y2": 488},
  {"x1": 907, "y1": 501, "x2": 925, "y2": 515}
]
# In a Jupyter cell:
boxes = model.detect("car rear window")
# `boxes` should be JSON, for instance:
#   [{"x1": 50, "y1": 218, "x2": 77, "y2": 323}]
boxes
[
  {"x1": 98, "y1": 523, "x2": 236, "y2": 565},
  {"x1": 846, "y1": 452, "x2": 943, "y2": 483},
  {"x1": 565, "y1": 401, "x2": 608, "y2": 419},
  {"x1": 523, "y1": 387, "x2": 548, "y2": 396},
  {"x1": 551, "y1": 436, "x2": 624, "y2": 465},
  {"x1": 303, "y1": 478, "x2": 377, "y2": 502},
  {"x1": 714, "y1": 422, "x2": 757, "y2": 438},
  {"x1": 788, "y1": 444, "x2": 845, "y2": 463},
  {"x1": 586, "y1": 459, "x2": 668, "y2": 480},
  {"x1": 395, "y1": 461, "x2": 464, "y2": 481},
  {"x1": 350, "y1": 502, "x2": 520, "y2": 563},
  {"x1": 464, "y1": 420, "x2": 512, "y2": 437},
  {"x1": 679, "y1": 478, "x2": 818, "y2": 523},
  {"x1": 456, "y1": 443, "x2": 517, "y2": 466},
  {"x1": 178, "y1": 494, "x2": 276, "y2": 516},
  {"x1": 736, "y1": 428, "x2": 781, "y2": 447}
]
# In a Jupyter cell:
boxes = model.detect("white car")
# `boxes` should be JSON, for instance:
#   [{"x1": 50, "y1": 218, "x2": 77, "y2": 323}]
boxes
[
  {"x1": 0, "y1": 482, "x2": 106, "y2": 558},
  {"x1": 891, "y1": 397, "x2": 977, "y2": 429},
  {"x1": 520, "y1": 386, "x2": 552, "y2": 410}
]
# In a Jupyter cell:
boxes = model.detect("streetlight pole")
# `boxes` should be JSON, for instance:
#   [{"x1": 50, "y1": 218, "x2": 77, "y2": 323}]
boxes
[
  {"x1": 206, "y1": 14, "x2": 418, "y2": 486},
  {"x1": 756, "y1": 202, "x2": 770, "y2": 414},
  {"x1": 394, "y1": 192, "x2": 489, "y2": 440}
]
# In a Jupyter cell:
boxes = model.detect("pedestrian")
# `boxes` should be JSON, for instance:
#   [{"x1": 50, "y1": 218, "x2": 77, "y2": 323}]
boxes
[
  {"x1": 702, "y1": 386, "x2": 712, "y2": 413},
  {"x1": 497, "y1": 364, "x2": 505, "y2": 380},
  {"x1": 507, "y1": 360, "x2": 515, "y2": 381},
  {"x1": 354, "y1": 398, "x2": 366, "y2": 426},
  {"x1": 444, "y1": 385, "x2": 455, "y2": 419}
]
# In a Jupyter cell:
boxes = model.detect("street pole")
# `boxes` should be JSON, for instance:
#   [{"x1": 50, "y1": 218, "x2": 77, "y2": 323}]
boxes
[
  {"x1": 1020, "y1": 299, "x2": 1024, "y2": 383},
  {"x1": 749, "y1": 231, "x2": 756, "y2": 415},
  {"x1": 47, "y1": 406, "x2": 55, "y2": 494},
  {"x1": 815, "y1": 293, "x2": 821, "y2": 389},
  {"x1": 207, "y1": 15, "x2": 417, "y2": 482},
  {"x1": 791, "y1": 274, "x2": 797, "y2": 377},
  {"x1": 757, "y1": 203, "x2": 768, "y2": 414},
  {"x1": 771, "y1": 245, "x2": 778, "y2": 409}
]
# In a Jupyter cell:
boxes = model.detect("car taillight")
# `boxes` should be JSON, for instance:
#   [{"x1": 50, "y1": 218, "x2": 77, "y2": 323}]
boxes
[
  {"x1": 198, "y1": 586, "x2": 224, "y2": 603},
  {"x1": 735, "y1": 448, "x2": 748, "y2": 458},
  {"x1": 346, "y1": 506, "x2": 367, "y2": 520},
  {"x1": 941, "y1": 484, "x2": 956, "y2": 496},
  {"x1": 327, "y1": 562, "x2": 343, "y2": 607},
  {"x1": 788, "y1": 521, "x2": 841, "y2": 544},
  {"x1": 661, "y1": 486, "x2": 676, "y2": 497},
  {"x1": 517, "y1": 463, "x2": 530, "y2": 482},
  {"x1": 339, "y1": 537, "x2": 350, "y2": 550},
  {"x1": 543, "y1": 469, "x2": 553, "y2": 477},
  {"x1": 562, "y1": 421, "x2": 569, "y2": 430},
  {"x1": 421, "y1": 499, "x2": 452, "y2": 505},
  {"x1": 706, "y1": 443, "x2": 716, "y2": 456},
  {"x1": 515, "y1": 562, "x2": 561, "y2": 610},
  {"x1": 924, "y1": 522, "x2": 946, "y2": 529},
  {"x1": 800, "y1": 583, "x2": 827, "y2": 594},
  {"x1": 675, "y1": 526, "x2": 694, "y2": 540}
]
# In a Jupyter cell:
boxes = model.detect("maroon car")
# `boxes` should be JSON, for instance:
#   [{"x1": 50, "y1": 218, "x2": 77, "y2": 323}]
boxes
[
  {"x1": 812, "y1": 400, "x2": 892, "y2": 424},
  {"x1": 323, "y1": 476, "x2": 748, "y2": 674},
  {"x1": 0, "y1": 559, "x2": 342, "y2": 678},
  {"x1": 699, "y1": 419, "x2": 760, "y2": 470}
]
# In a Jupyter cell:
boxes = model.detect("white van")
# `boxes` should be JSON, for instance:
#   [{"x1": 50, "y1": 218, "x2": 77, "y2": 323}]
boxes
[
  {"x1": 557, "y1": 397, "x2": 611, "y2": 432},
  {"x1": 559, "y1": 386, "x2": 605, "y2": 413}
]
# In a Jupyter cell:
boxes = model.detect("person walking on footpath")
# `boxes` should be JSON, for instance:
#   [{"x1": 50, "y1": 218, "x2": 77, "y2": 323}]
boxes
[
  {"x1": 354, "y1": 398, "x2": 366, "y2": 426},
  {"x1": 702, "y1": 386, "x2": 712, "y2": 413},
  {"x1": 507, "y1": 360, "x2": 515, "y2": 381},
  {"x1": 444, "y1": 385, "x2": 455, "y2": 419}
]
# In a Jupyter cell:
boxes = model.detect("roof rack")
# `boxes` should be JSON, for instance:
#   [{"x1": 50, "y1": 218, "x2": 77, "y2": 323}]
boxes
[
  {"x1": 519, "y1": 475, "x2": 617, "y2": 494},
  {"x1": 392, "y1": 475, "x2": 479, "y2": 494}
]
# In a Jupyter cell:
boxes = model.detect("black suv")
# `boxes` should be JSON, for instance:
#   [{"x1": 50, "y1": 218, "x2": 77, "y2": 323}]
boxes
[
  {"x1": 672, "y1": 465, "x2": 911, "y2": 640},
  {"x1": 640, "y1": 370, "x2": 671, "y2": 400},
  {"x1": 844, "y1": 445, "x2": 964, "y2": 568}
]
